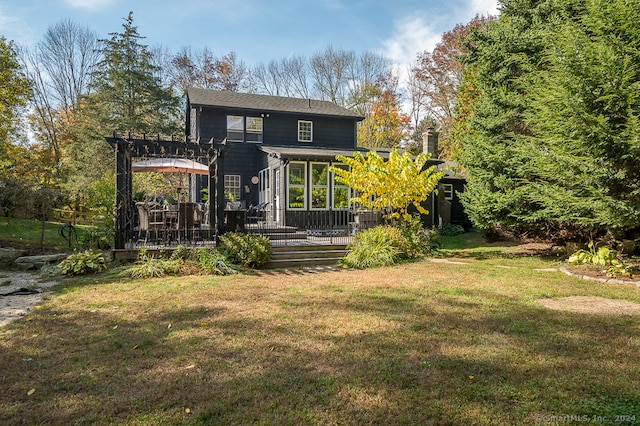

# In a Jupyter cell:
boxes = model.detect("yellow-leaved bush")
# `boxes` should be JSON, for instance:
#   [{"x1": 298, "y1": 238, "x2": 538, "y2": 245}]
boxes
[{"x1": 330, "y1": 149, "x2": 444, "y2": 220}]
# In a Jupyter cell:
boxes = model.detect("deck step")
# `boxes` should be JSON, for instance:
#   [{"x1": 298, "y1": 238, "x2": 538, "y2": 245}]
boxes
[{"x1": 266, "y1": 244, "x2": 348, "y2": 269}]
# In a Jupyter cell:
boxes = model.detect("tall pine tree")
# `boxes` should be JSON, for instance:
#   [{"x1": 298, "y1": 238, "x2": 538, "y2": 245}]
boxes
[
  {"x1": 455, "y1": 0, "x2": 640, "y2": 239},
  {"x1": 88, "y1": 11, "x2": 181, "y2": 136}
]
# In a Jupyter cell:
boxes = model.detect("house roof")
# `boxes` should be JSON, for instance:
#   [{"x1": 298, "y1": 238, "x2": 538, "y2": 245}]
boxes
[
  {"x1": 258, "y1": 146, "x2": 445, "y2": 165},
  {"x1": 187, "y1": 87, "x2": 364, "y2": 120},
  {"x1": 258, "y1": 146, "x2": 369, "y2": 162}
]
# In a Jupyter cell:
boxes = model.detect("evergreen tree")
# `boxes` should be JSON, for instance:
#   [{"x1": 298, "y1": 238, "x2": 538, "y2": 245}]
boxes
[
  {"x1": 522, "y1": 0, "x2": 640, "y2": 233},
  {"x1": 89, "y1": 11, "x2": 181, "y2": 136},
  {"x1": 456, "y1": 0, "x2": 600, "y2": 238},
  {"x1": 67, "y1": 12, "x2": 182, "y2": 197}
]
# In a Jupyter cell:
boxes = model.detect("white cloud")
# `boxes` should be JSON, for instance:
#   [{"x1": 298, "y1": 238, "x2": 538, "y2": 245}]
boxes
[
  {"x1": 0, "y1": 4, "x2": 37, "y2": 47},
  {"x1": 64, "y1": 0, "x2": 116, "y2": 11},
  {"x1": 468, "y1": 0, "x2": 500, "y2": 17},
  {"x1": 382, "y1": 15, "x2": 441, "y2": 67}
]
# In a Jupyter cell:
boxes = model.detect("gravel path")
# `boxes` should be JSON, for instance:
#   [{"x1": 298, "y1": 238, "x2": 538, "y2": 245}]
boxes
[{"x1": 0, "y1": 271, "x2": 60, "y2": 327}]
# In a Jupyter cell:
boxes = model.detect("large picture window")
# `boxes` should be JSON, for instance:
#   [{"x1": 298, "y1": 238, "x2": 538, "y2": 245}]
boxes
[
  {"x1": 310, "y1": 163, "x2": 329, "y2": 209},
  {"x1": 332, "y1": 163, "x2": 350, "y2": 209},
  {"x1": 298, "y1": 120, "x2": 312, "y2": 142},
  {"x1": 287, "y1": 162, "x2": 306, "y2": 209}
]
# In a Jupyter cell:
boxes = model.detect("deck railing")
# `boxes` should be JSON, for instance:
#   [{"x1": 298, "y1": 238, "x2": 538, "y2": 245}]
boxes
[{"x1": 131, "y1": 205, "x2": 381, "y2": 247}]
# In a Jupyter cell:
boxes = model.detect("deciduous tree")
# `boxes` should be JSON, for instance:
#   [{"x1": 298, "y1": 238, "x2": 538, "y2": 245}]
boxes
[
  {"x1": 331, "y1": 150, "x2": 444, "y2": 220},
  {"x1": 356, "y1": 84, "x2": 410, "y2": 148},
  {"x1": 0, "y1": 37, "x2": 31, "y2": 146},
  {"x1": 411, "y1": 15, "x2": 492, "y2": 159}
]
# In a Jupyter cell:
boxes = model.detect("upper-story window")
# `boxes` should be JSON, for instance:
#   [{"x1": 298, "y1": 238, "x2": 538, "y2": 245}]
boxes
[
  {"x1": 298, "y1": 120, "x2": 312, "y2": 142},
  {"x1": 227, "y1": 115, "x2": 263, "y2": 143},
  {"x1": 246, "y1": 117, "x2": 263, "y2": 143}
]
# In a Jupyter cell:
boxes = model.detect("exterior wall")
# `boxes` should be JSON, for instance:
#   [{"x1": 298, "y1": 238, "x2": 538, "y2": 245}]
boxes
[
  {"x1": 192, "y1": 107, "x2": 357, "y2": 150},
  {"x1": 188, "y1": 101, "x2": 360, "y2": 216},
  {"x1": 440, "y1": 179, "x2": 471, "y2": 229}
]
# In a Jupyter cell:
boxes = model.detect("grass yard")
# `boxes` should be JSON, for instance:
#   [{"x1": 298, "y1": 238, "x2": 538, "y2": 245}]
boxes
[
  {"x1": 0, "y1": 217, "x2": 78, "y2": 253},
  {"x1": 1, "y1": 234, "x2": 640, "y2": 425}
]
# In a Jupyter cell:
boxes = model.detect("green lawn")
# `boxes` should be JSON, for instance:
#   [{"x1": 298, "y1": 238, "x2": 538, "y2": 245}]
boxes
[
  {"x1": 1, "y1": 234, "x2": 639, "y2": 425},
  {"x1": 0, "y1": 217, "x2": 79, "y2": 253}
]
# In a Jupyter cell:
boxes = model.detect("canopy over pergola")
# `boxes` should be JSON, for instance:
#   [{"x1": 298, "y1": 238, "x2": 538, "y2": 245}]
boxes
[{"x1": 132, "y1": 158, "x2": 209, "y2": 175}]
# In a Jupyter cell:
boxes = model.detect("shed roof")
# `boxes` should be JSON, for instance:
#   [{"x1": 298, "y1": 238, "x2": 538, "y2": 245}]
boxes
[{"x1": 187, "y1": 87, "x2": 364, "y2": 120}]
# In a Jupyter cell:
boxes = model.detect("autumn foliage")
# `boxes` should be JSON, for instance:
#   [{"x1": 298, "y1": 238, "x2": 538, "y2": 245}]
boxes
[{"x1": 331, "y1": 150, "x2": 444, "y2": 220}]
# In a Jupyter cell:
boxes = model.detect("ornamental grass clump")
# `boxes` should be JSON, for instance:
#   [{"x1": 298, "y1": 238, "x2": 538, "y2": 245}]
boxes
[
  {"x1": 124, "y1": 248, "x2": 181, "y2": 278},
  {"x1": 197, "y1": 248, "x2": 237, "y2": 275},
  {"x1": 341, "y1": 226, "x2": 405, "y2": 269}
]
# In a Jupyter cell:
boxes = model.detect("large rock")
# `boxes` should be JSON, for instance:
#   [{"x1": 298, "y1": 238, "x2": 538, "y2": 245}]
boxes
[
  {"x1": 13, "y1": 253, "x2": 68, "y2": 271},
  {"x1": 0, "y1": 247, "x2": 27, "y2": 267}
]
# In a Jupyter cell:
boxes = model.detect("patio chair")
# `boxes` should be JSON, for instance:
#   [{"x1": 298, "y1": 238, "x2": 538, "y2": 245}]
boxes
[{"x1": 136, "y1": 202, "x2": 164, "y2": 243}]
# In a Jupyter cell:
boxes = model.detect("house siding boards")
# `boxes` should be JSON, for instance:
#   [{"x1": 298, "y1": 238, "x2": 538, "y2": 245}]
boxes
[
  {"x1": 188, "y1": 107, "x2": 358, "y2": 150},
  {"x1": 186, "y1": 88, "x2": 363, "y2": 212}
]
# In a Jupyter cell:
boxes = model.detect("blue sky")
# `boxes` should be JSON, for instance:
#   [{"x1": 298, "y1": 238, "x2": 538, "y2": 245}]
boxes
[{"x1": 1, "y1": 0, "x2": 498, "y2": 71}]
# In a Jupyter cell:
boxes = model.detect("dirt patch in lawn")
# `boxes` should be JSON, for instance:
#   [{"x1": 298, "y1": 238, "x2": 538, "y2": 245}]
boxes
[
  {"x1": 537, "y1": 296, "x2": 640, "y2": 315},
  {"x1": 0, "y1": 271, "x2": 59, "y2": 327}
]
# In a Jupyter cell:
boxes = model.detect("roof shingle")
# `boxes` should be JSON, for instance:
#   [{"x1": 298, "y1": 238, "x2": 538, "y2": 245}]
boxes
[{"x1": 187, "y1": 87, "x2": 364, "y2": 119}]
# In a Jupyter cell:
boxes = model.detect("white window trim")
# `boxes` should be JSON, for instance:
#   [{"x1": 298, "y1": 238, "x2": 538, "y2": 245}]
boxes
[
  {"x1": 298, "y1": 120, "x2": 313, "y2": 143},
  {"x1": 331, "y1": 162, "x2": 350, "y2": 210},
  {"x1": 226, "y1": 115, "x2": 244, "y2": 142},
  {"x1": 442, "y1": 183, "x2": 454, "y2": 201},
  {"x1": 310, "y1": 162, "x2": 329, "y2": 210},
  {"x1": 287, "y1": 161, "x2": 307, "y2": 210},
  {"x1": 245, "y1": 116, "x2": 263, "y2": 143},
  {"x1": 224, "y1": 174, "x2": 242, "y2": 201}
]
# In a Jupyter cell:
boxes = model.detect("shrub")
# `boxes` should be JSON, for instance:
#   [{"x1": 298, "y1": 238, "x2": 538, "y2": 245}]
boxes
[
  {"x1": 123, "y1": 247, "x2": 182, "y2": 278},
  {"x1": 341, "y1": 226, "x2": 406, "y2": 269},
  {"x1": 568, "y1": 241, "x2": 630, "y2": 277},
  {"x1": 198, "y1": 248, "x2": 237, "y2": 275},
  {"x1": 394, "y1": 215, "x2": 433, "y2": 259},
  {"x1": 438, "y1": 223, "x2": 466, "y2": 236},
  {"x1": 59, "y1": 250, "x2": 108, "y2": 276},
  {"x1": 170, "y1": 245, "x2": 197, "y2": 262},
  {"x1": 218, "y1": 232, "x2": 272, "y2": 268}
]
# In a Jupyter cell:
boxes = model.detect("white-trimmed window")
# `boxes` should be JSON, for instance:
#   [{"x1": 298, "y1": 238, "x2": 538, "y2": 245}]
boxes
[
  {"x1": 310, "y1": 162, "x2": 329, "y2": 210},
  {"x1": 332, "y1": 163, "x2": 350, "y2": 209},
  {"x1": 287, "y1": 162, "x2": 306, "y2": 209},
  {"x1": 258, "y1": 168, "x2": 270, "y2": 204},
  {"x1": 224, "y1": 175, "x2": 241, "y2": 201},
  {"x1": 245, "y1": 116, "x2": 263, "y2": 143},
  {"x1": 442, "y1": 183, "x2": 454, "y2": 201},
  {"x1": 227, "y1": 115, "x2": 263, "y2": 143},
  {"x1": 298, "y1": 120, "x2": 312, "y2": 142},
  {"x1": 226, "y1": 116, "x2": 244, "y2": 142}
]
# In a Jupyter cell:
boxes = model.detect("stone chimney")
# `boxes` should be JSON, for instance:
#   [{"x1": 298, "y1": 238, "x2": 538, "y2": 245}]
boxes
[{"x1": 422, "y1": 127, "x2": 439, "y2": 158}]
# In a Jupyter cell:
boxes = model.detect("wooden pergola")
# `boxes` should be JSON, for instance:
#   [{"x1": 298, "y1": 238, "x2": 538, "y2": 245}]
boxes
[{"x1": 105, "y1": 134, "x2": 229, "y2": 250}]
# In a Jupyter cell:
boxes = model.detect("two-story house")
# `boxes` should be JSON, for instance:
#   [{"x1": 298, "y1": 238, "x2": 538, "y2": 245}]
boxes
[
  {"x1": 185, "y1": 87, "x2": 367, "y2": 231},
  {"x1": 108, "y1": 87, "x2": 465, "y2": 250}
]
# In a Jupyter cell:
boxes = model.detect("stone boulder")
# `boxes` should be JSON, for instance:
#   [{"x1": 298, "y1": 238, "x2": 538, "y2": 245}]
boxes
[
  {"x1": 13, "y1": 253, "x2": 68, "y2": 271},
  {"x1": 0, "y1": 247, "x2": 28, "y2": 267}
]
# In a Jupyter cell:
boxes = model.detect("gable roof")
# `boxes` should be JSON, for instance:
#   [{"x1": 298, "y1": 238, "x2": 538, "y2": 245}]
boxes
[{"x1": 187, "y1": 87, "x2": 364, "y2": 120}]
